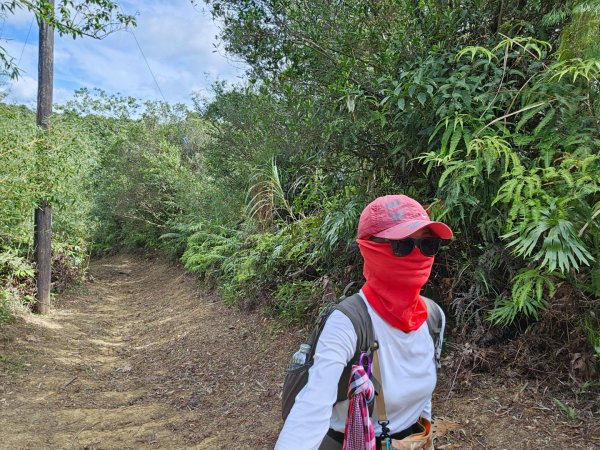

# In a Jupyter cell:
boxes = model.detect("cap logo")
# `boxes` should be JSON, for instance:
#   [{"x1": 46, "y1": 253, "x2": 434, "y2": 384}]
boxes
[{"x1": 384, "y1": 199, "x2": 405, "y2": 222}]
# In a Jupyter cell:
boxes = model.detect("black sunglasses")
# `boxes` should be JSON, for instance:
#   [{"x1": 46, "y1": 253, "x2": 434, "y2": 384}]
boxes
[{"x1": 369, "y1": 236, "x2": 444, "y2": 257}]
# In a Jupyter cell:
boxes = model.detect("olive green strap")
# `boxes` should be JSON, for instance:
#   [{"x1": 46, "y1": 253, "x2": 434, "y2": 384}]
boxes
[{"x1": 372, "y1": 349, "x2": 387, "y2": 422}]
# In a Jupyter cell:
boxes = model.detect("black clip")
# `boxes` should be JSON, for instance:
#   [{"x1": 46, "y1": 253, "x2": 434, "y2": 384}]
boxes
[{"x1": 378, "y1": 420, "x2": 390, "y2": 438}]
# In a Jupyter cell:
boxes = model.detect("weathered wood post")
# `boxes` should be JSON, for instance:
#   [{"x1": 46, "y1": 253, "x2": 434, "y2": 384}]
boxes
[{"x1": 33, "y1": 0, "x2": 55, "y2": 314}]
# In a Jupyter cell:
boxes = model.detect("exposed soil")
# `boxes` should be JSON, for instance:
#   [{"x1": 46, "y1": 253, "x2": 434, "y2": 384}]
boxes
[{"x1": 0, "y1": 254, "x2": 598, "y2": 449}]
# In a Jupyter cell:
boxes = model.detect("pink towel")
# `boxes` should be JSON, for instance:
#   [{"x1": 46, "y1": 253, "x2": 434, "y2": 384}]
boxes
[{"x1": 342, "y1": 362, "x2": 375, "y2": 450}]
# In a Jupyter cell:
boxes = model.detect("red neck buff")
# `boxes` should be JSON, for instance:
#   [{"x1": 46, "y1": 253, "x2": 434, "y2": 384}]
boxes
[{"x1": 358, "y1": 239, "x2": 434, "y2": 332}]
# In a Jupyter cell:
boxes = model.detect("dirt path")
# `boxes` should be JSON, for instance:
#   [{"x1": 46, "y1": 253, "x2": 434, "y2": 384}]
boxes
[
  {"x1": 0, "y1": 254, "x2": 598, "y2": 449},
  {"x1": 0, "y1": 254, "x2": 295, "y2": 449}
]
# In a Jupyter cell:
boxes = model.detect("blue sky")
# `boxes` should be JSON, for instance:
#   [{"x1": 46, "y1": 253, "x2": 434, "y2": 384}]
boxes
[{"x1": 0, "y1": 0, "x2": 247, "y2": 107}]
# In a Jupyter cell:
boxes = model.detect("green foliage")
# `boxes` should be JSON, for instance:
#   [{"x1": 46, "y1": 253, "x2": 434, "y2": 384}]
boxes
[
  {"x1": 0, "y1": 101, "x2": 99, "y2": 320},
  {"x1": 188, "y1": 0, "x2": 600, "y2": 363},
  {"x1": 0, "y1": 104, "x2": 42, "y2": 243},
  {"x1": 4, "y1": 0, "x2": 599, "y2": 377},
  {"x1": 503, "y1": 205, "x2": 594, "y2": 273},
  {"x1": 409, "y1": 36, "x2": 599, "y2": 335},
  {"x1": 321, "y1": 195, "x2": 362, "y2": 253},
  {"x1": 0, "y1": 103, "x2": 101, "y2": 249},
  {"x1": 558, "y1": 1, "x2": 600, "y2": 59},
  {"x1": 0, "y1": 250, "x2": 35, "y2": 282},
  {"x1": 551, "y1": 58, "x2": 600, "y2": 82},
  {"x1": 182, "y1": 226, "x2": 242, "y2": 279},
  {"x1": 0, "y1": 290, "x2": 16, "y2": 325},
  {"x1": 0, "y1": 89, "x2": 213, "y2": 320},
  {"x1": 0, "y1": 249, "x2": 34, "y2": 325},
  {"x1": 488, "y1": 267, "x2": 558, "y2": 326},
  {"x1": 272, "y1": 281, "x2": 316, "y2": 325},
  {"x1": 246, "y1": 159, "x2": 298, "y2": 228},
  {"x1": 181, "y1": 212, "x2": 330, "y2": 319},
  {"x1": 60, "y1": 89, "x2": 212, "y2": 255},
  {"x1": 583, "y1": 312, "x2": 600, "y2": 357},
  {"x1": 553, "y1": 398, "x2": 579, "y2": 421},
  {"x1": 0, "y1": 354, "x2": 26, "y2": 372}
]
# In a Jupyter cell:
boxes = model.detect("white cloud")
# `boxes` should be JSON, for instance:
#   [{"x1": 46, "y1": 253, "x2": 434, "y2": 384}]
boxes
[
  {"x1": 4, "y1": 74, "x2": 37, "y2": 106},
  {"x1": 3, "y1": 0, "x2": 247, "y2": 107},
  {"x1": 1, "y1": 4, "x2": 34, "y2": 28},
  {"x1": 1, "y1": 33, "x2": 38, "y2": 104}
]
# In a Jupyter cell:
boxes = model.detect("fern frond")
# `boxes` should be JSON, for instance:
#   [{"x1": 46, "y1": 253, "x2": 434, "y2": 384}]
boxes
[
  {"x1": 467, "y1": 136, "x2": 520, "y2": 175},
  {"x1": 550, "y1": 58, "x2": 600, "y2": 82},
  {"x1": 493, "y1": 36, "x2": 552, "y2": 60},
  {"x1": 488, "y1": 267, "x2": 558, "y2": 326},
  {"x1": 541, "y1": 7, "x2": 572, "y2": 27},
  {"x1": 503, "y1": 203, "x2": 595, "y2": 273},
  {"x1": 456, "y1": 46, "x2": 497, "y2": 63}
]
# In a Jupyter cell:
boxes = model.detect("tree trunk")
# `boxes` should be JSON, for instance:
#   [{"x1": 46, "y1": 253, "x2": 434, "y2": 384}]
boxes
[
  {"x1": 33, "y1": 201, "x2": 52, "y2": 314},
  {"x1": 33, "y1": 0, "x2": 54, "y2": 315}
]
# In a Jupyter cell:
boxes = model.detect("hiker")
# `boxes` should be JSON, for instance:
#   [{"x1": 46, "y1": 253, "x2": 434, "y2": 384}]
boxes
[{"x1": 275, "y1": 194, "x2": 453, "y2": 450}]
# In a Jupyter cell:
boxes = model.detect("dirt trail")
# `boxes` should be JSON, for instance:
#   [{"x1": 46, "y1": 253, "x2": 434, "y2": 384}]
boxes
[
  {"x1": 0, "y1": 254, "x2": 597, "y2": 449},
  {"x1": 0, "y1": 254, "x2": 295, "y2": 449}
]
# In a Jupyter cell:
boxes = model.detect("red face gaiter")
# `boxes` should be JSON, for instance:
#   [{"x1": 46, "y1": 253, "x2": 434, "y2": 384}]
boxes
[{"x1": 357, "y1": 239, "x2": 434, "y2": 332}]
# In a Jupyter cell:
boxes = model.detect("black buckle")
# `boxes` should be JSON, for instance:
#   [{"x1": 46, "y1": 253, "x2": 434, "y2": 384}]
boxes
[{"x1": 378, "y1": 420, "x2": 390, "y2": 438}]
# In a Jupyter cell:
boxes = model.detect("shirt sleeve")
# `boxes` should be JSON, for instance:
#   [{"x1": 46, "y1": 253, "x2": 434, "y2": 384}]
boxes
[
  {"x1": 423, "y1": 303, "x2": 445, "y2": 421},
  {"x1": 421, "y1": 398, "x2": 432, "y2": 420},
  {"x1": 437, "y1": 303, "x2": 446, "y2": 364},
  {"x1": 275, "y1": 310, "x2": 357, "y2": 450}
]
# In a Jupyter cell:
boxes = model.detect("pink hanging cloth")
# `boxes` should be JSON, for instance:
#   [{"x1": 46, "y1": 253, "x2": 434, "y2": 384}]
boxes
[{"x1": 342, "y1": 354, "x2": 376, "y2": 450}]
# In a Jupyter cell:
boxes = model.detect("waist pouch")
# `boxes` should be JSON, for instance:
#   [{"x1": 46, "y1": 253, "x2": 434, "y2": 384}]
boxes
[
  {"x1": 384, "y1": 417, "x2": 433, "y2": 450},
  {"x1": 326, "y1": 417, "x2": 432, "y2": 449}
]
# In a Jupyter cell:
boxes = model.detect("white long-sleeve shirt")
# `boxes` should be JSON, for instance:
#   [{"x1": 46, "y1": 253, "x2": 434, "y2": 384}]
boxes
[{"x1": 275, "y1": 292, "x2": 443, "y2": 450}]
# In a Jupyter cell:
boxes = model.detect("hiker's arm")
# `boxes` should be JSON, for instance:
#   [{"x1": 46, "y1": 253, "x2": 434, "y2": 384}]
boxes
[{"x1": 275, "y1": 310, "x2": 357, "y2": 450}]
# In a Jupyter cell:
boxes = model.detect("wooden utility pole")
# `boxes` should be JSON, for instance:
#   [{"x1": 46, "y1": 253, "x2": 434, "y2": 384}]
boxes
[{"x1": 33, "y1": 0, "x2": 55, "y2": 314}]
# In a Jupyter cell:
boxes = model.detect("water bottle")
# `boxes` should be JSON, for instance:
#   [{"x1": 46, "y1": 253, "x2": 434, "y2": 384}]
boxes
[{"x1": 289, "y1": 343, "x2": 311, "y2": 370}]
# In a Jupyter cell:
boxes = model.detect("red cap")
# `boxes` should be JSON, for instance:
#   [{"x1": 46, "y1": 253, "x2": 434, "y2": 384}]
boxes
[{"x1": 357, "y1": 195, "x2": 453, "y2": 240}]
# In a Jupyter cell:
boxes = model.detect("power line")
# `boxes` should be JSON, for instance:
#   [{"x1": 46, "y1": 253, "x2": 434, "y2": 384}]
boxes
[
  {"x1": 127, "y1": 29, "x2": 167, "y2": 103},
  {"x1": 17, "y1": 18, "x2": 34, "y2": 68},
  {"x1": 116, "y1": 1, "x2": 167, "y2": 103},
  {"x1": 3, "y1": 17, "x2": 35, "y2": 98}
]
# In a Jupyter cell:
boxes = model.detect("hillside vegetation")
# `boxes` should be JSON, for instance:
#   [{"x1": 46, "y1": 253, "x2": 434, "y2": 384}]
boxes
[{"x1": 1, "y1": 0, "x2": 599, "y2": 413}]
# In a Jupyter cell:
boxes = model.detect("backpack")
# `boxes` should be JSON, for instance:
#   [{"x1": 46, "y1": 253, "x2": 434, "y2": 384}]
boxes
[{"x1": 281, "y1": 293, "x2": 444, "y2": 421}]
